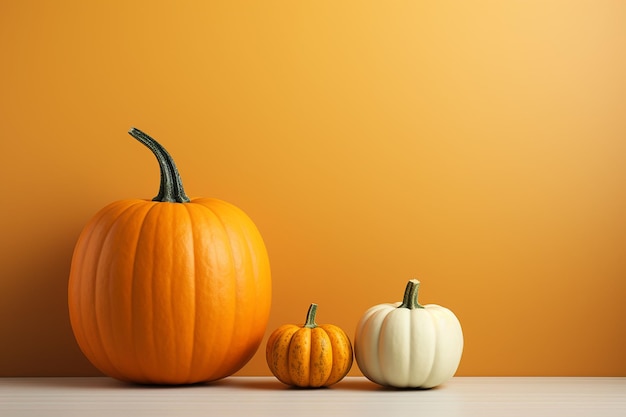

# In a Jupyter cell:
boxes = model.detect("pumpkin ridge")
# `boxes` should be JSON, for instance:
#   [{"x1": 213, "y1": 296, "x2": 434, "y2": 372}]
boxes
[
  {"x1": 165, "y1": 205, "x2": 180, "y2": 380},
  {"x1": 161, "y1": 203, "x2": 190, "y2": 382},
  {"x1": 201, "y1": 201, "x2": 264, "y2": 380},
  {"x1": 270, "y1": 325, "x2": 295, "y2": 385},
  {"x1": 309, "y1": 327, "x2": 332, "y2": 387},
  {"x1": 181, "y1": 203, "x2": 199, "y2": 384},
  {"x1": 109, "y1": 201, "x2": 160, "y2": 381},
  {"x1": 193, "y1": 202, "x2": 239, "y2": 381},
  {"x1": 377, "y1": 309, "x2": 396, "y2": 387},
  {"x1": 93, "y1": 201, "x2": 146, "y2": 380},
  {"x1": 141, "y1": 203, "x2": 165, "y2": 381},
  {"x1": 319, "y1": 324, "x2": 353, "y2": 386},
  {"x1": 424, "y1": 308, "x2": 438, "y2": 387},
  {"x1": 179, "y1": 203, "x2": 203, "y2": 383},
  {"x1": 182, "y1": 202, "x2": 221, "y2": 382},
  {"x1": 129, "y1": 201, "x2": 160, "y2": 383},
  {"x1": 289, "y1": 328, "x2": 312, "y2": 386},
  {"x1": 69, "y1": 202, "x2": 125, "y2": 375},
  {"x1": 227, "y1": 199, "x2": 272, "y2": 364},
  {"x1": 236, "y1": 204, "x2": 272, "y2": 353},
  {"x1": 213, "y1": 208, "x2": 240, "y2": 381},
  {"x1": 69, "y1": 206, "x2": 104, "y2": 366},
  {"x1": 135, "y1": 202, "x2": 177, "y2": 383},
  {"x1": 217, "y1": 206, "x2": 256, "y2": 371}
]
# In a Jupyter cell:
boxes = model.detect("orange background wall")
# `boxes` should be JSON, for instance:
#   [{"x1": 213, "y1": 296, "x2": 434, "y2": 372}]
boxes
[{"x1": 1, "y1": 1, "x2": 625, "y2": 377}]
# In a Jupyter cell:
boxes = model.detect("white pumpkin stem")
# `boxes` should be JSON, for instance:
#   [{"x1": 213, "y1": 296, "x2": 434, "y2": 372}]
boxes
[
  {"x1": 398, "y1": 279, "x2": 424, "y2": 309},
  {"x1": 304, "y1": 303, "x2": 319, "y2": 328}
]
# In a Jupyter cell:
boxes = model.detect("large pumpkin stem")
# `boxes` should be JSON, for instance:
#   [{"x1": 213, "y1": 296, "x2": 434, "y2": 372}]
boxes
[
  {"x1": 303, "y1": 303, "x2": 319, "y2": 329},
  {"x1": 128, "y1": 127, "x2": 191, "y2": 203},
  {"x1": 397, "y1": 279, "x2": 424, "y2": 309}
]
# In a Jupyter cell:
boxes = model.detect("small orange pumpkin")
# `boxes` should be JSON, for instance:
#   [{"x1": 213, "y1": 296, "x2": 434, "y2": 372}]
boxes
[
  {"x1": 266, "y1": 303, "x2": 353, "y2": 387},
  {"x1": 68, "y1": 128, "x2": 271, "y2": 385}
]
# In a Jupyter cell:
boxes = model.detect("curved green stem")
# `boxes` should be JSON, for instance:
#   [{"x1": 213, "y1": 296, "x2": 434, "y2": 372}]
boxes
[
  {"x1": 128, "y1": 127, "x2": 190, "y2": 203},
  {"x1": 303, "y1": 303, "x2": 318, "y2": 328},
  {"x1": 397, "y1": 279, "x2": 424, "y2": 309}
]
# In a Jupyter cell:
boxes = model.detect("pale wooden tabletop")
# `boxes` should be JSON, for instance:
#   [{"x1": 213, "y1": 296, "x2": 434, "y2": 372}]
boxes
[{"x1": 1, "y1": 376, "x2": 625, "y2": 417}]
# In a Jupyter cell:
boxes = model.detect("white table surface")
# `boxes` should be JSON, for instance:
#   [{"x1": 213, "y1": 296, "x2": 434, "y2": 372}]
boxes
[{"x1": 1, "y1": 376, "x2": 625, "y2": 417}]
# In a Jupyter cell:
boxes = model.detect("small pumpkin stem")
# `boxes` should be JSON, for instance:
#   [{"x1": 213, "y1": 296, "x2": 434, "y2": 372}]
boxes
[
  {"x1": 303, "y1": 303, "x2": 318, "y2": 329},
  {"x1": 128, "y1": 127, "x2": 191, "y2": 203},
  {"x1": 397, "y1": 279, "x2": 424, "y2": 310}
]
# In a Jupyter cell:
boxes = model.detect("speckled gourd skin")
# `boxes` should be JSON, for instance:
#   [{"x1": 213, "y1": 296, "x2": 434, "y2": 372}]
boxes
[{"x1": 266, "y1": 303, "x2": 353, "y2": 387}]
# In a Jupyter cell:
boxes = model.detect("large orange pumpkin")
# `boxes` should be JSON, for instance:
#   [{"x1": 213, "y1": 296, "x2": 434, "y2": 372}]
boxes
[{"x1": 68, "y1": 128, "x2": 271, "y2": 385}]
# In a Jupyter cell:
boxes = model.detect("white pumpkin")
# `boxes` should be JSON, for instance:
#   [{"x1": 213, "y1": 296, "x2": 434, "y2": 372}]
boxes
[{"x1": 354, "y1": 279, "x2": 463, "y2": 388}]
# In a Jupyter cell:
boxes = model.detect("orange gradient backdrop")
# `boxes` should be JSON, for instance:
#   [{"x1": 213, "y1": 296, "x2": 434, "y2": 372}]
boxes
[{"x1": 1, "y1": 1, "x2": 625, "y2": 377}]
